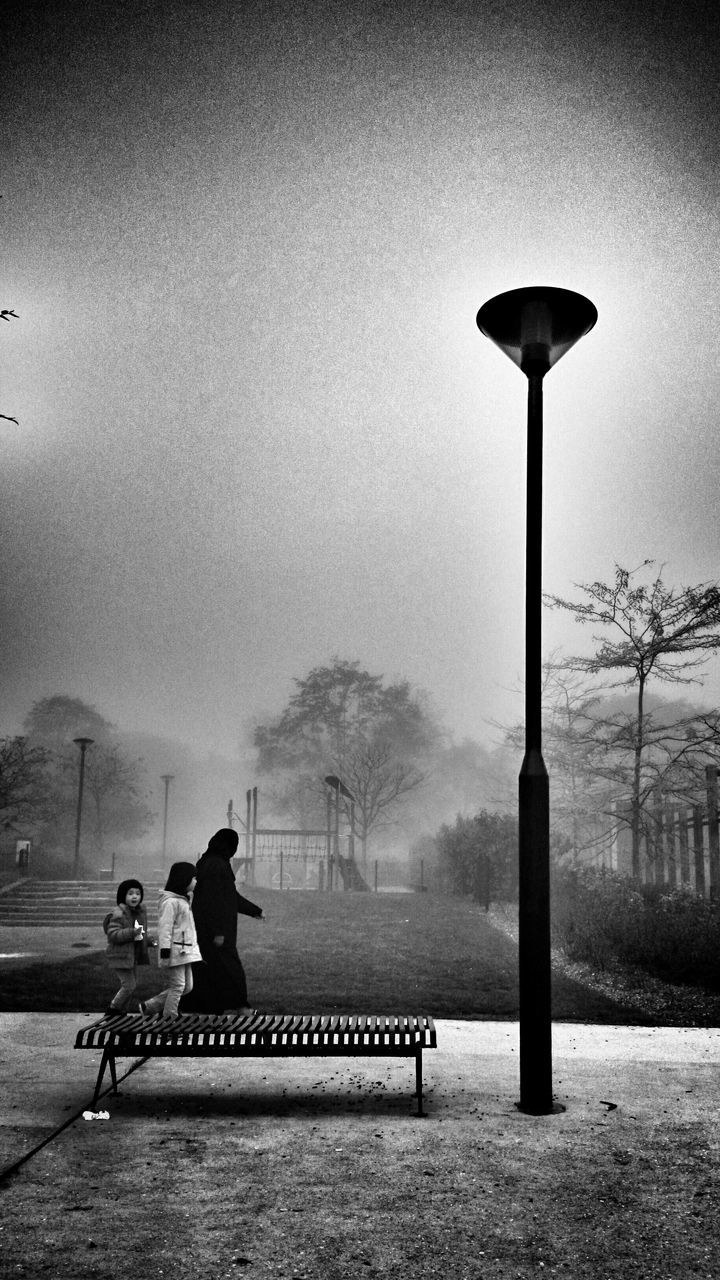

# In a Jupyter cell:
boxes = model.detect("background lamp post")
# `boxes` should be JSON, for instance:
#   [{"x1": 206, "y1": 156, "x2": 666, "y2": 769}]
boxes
[
  {"x1": 160, "y1": 774, "x2": 175, "y2": 865},
  {"x1": 72, "y1": 737, "x2": 94, "y2": 879},
  {"x1": 476, "y1": 286, "x2": 597, "y2": 1114}
]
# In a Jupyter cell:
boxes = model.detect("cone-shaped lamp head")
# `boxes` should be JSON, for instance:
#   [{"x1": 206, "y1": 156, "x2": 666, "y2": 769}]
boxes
[{"x1": 477, "y1": 286, "x2": 597, "y2": 376}]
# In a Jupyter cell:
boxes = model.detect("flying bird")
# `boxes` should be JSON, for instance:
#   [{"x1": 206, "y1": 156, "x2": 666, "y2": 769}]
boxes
[
  {"x1": 1, "y1": 309, "x2": 19, "y2": 320},
  {"x1": 0, "y1": 414, "x2": 19, "y2": 424}
]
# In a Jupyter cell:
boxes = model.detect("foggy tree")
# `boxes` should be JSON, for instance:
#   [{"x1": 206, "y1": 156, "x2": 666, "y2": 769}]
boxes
[
  {"x1": 546, "y1": 563, "x2": 720, "y2": 876},
  {"x1": 254, "y1": 658, "x2": 441, "y2": 861},
  {"x1": 84, "y1": 743, "x2": 154, "y2": 857},
  {"x1": 508, "y1": 670, "x2": 720, "y2": 868},
  {"x1": 22, "y1": 695, "x2": 153, "y2": 867},
  {"x1": 581, "y1": 692, "x2": 720, "y2": 846},
  {"x1": 23, "y1": 695, "x2": 112, "y2": 750},
  {"x1": 436, "y1": 810, "x2": 518, "y2": 907},
  {"x1": 502, "y1": 662, "x2": 619, "y2": 863},
  {"x1": 329, "y1": 738, "x2": 428, "y2": 864},
  {"x1": 0, "y1": 737, "x2": 49, "y2": 832},
  {"x1": 537, "y1": 667, "x2": 607, "y2": 860}
]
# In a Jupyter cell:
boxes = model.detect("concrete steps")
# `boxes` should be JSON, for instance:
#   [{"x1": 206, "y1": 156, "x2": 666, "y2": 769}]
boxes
[{"x1": 0, "y1": 880, "x2": 164, "y2": 927}]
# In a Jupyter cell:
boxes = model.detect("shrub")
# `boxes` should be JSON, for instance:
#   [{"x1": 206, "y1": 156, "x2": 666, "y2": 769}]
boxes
[
  {"x1": 551, "y1": 866, "x2": 720, "y2": 989},
  {"x1": 437, "y1": 810, "x2": 518, "y2": 907}
]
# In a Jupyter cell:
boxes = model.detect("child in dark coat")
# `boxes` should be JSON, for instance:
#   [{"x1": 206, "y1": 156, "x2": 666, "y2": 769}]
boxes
[{"x1": 104, "y1": 878, "x2": 155, "y2": 1015}]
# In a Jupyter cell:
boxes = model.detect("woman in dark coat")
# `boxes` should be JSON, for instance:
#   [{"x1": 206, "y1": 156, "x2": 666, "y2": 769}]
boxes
[{"x1": 185, "y1": 828, "x2": 263, "y2": 1013}]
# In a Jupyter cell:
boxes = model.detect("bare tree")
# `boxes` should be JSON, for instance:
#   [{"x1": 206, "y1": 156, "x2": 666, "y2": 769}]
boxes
[
  {"x1": 0, "y1": 737, "x2": 49, "y2": 832},
  {"x1": 501, "y1": 661, "x2": 615, "y2": 863},
  {"x1": 84, "y1": 743, "x2": 154, "y2": 858},
  {"x1": 336, "y1": 739, "x2": 426, "y2": 865},
  {"x1": 546, "y1": 563, "x2": 720, "y2": 876},
  {"x1": 22, "y1": 695, "x2": 153, "y2": 865}
]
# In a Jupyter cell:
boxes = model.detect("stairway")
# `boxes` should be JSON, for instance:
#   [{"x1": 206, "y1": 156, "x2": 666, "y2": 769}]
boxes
[{"x1": 0, "y1": 880, "x2": 164, "y2": 927}]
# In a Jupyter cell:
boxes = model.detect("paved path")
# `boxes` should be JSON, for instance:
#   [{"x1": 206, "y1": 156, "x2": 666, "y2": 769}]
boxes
[
  {"x1": 2, "y1": 1015, "x2": 719, "y2": 1278},
  {"x1": 2, "y1": 1013, "x2": 719, "y2": 1173}
]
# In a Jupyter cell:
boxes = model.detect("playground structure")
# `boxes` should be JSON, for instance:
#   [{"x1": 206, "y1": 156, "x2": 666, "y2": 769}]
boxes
[{"x1": 227, "y1": 787, "x2": 370, "y2": 892}]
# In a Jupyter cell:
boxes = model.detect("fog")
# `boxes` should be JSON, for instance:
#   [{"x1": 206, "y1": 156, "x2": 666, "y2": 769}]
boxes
[{"x1": 3, "y1": 0, "x2": 720, "y2": 847}]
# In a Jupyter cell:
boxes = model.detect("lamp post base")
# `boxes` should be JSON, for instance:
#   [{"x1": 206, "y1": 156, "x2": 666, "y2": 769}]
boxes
[{"x1": 518, "y1": 749, "x2": 553, "y2": 1115}]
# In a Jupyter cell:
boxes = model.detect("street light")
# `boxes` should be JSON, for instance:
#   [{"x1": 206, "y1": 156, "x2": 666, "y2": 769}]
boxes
[
  {"x1": 72, "y1": 737, "x2": 94, "y2": 879},
  {"x1": 160, "y1": 774, "x2": 175, "y2": 865},
  {"x1": 477, "y1": 286, "x2": 597, "y2": 1114}
]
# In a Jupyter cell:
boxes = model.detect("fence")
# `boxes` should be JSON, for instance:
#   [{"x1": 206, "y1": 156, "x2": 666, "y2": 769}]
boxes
[{"x1": 614, "y1": 765, "x2": 720, "y2": 898}]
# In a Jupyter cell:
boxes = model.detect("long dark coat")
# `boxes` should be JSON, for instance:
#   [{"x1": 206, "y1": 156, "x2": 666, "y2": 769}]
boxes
[
  {"x1": 191, "y1": 847, "x2": 262, "y2": 948},
  {"x1": 182, "y1": 831, "x2": 262, "y2": 1013}
]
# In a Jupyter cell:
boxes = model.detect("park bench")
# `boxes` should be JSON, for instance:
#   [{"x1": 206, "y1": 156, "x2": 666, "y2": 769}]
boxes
[{"x1": 75, "y1": 1011, "x2": 437, "y2": 1116}]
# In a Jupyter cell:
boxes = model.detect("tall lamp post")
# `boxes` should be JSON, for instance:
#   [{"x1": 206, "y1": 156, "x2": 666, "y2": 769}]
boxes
[
  {"x1": 72, "y1": 737, "x2": 94, "y2": 879},
  {"x1": 160, "y1": 774, "x2": 175, "y2": 865},
  {"x1": 476, "y1": 286, "x2": 597, "y2": 1114}
]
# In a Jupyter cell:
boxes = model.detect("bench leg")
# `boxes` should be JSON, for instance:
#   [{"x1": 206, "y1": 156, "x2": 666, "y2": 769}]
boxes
[
  {"x1": 93, "y1": 1048, "x2": 117, "y2": 1104},
  {"x1": 415, "y1": 1048, "x2": 424, "y2": 1117}
]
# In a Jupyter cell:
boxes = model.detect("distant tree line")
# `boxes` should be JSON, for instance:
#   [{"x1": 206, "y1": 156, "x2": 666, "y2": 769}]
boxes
[
  {"x1": 15, "y1": 564, "x2": 708, "y2": 891},
  {"x1": 0, "y1": 695, "x2": 153, "y2": 874}
]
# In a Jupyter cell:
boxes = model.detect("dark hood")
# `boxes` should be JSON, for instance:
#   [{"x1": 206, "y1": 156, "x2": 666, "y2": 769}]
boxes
[{"x1": 198, "y1": 828, "x2": 240, "y2": 862}]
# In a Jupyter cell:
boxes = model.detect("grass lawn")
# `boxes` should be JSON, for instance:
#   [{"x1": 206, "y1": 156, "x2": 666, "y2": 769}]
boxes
[{"x1": 0, "y1": 890, "x2": 664, "y2": 1021}]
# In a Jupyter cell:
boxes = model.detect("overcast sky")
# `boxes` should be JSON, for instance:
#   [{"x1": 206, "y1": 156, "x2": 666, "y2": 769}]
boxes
[{"x1": 3, "y1": 0, "x2": 720, "y2": 767}]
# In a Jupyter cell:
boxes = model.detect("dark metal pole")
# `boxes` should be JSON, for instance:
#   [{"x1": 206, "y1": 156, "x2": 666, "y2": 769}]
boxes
[
  {"x1": 251, "y1": 787, "x2": 258, "y2": 887},
  {"x1": 518, "y1": 371, "x2": 553, "y2": 1114},
  {"x1": 161, "y1": 774, "x2": 174, "y2": 865},
  {"x1": 72, "y1": 738, "x2": 93, "y2": 879},
  {"x1": 477, "y1": 285, "x2": 597, "y2": 1116},
  {"x1": 333, "y1": 783, "x2": 340, "y2": 891},
  {"x1": 326, "y1": 789, "x2": 333, "y2": 892},
  {"x1": 246, "y1": 790, "x2": 252, "y2": 870}
]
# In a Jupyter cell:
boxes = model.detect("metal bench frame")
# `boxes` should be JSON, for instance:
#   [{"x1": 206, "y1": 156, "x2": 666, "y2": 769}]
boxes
[{"x1": 75, "y1": 1011, "x2": 437, "y2": 1116}]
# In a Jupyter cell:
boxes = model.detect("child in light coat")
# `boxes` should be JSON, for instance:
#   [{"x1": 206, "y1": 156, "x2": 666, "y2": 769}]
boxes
[{"x1": 140, "y1": 862, "x2": 202, "y2": 1019}]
